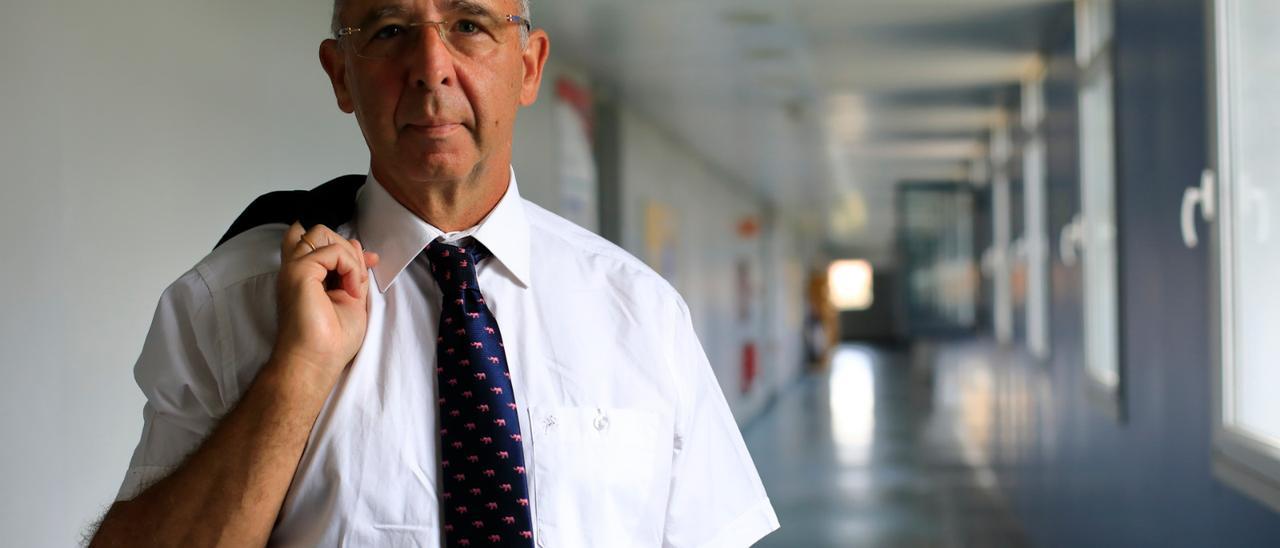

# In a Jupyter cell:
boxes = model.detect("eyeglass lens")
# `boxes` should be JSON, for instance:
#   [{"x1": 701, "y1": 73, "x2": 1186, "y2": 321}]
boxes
[{"x1": 352, "y1": 12, "x2": 513, "y2": 59}]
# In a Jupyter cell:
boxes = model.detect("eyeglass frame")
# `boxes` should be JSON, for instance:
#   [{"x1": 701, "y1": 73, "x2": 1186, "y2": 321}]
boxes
[{"x1": 335, "y1": 15, "x2": 533, "y2": 59}]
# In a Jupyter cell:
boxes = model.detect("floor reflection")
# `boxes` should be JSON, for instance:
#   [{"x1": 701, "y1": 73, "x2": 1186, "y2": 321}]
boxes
[
  {"x1": 743, "y1": 344, "x2": 1031, "y2": 547},
  {"x1": 830, "y1": 346, "x2": 876, "y2": 466}
]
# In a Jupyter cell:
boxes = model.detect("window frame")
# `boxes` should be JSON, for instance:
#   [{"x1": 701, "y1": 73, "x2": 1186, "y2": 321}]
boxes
[{"x1": 1075, "y1": 0, "x2": 1125, "y2": 420}]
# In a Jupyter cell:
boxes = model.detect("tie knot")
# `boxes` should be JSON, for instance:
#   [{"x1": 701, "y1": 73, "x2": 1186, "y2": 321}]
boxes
[{"x1": 425, "y1": 239, "x2": 488, "y2": 294}]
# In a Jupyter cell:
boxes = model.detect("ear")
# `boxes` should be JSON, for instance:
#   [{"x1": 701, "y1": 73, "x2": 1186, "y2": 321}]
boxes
[
  {"x1": 320, "y1": 39, "x2": 356, "y2": 113},
  {"x1": 518, "y1": 29, "x2": 550, "y2": 107}
]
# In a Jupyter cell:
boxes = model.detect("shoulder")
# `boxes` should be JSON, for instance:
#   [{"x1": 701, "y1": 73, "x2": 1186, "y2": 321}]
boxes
[
  {"x1": 202, "y1": 172, "x2": 365, "y2": 289},
  {"x1": 145, "y1": 224, "x2": 286, "y2": 322},
  {"x1": 151, "y1": 222, "x2": 327, "y2": 397},
  {"x1": 198, "y1": 219, "x2": 359, "y2": 290},
  {"x1": 194, "y1": 224, "x2": 289, "y2": 292},
  {"x1": 523, "y1": 199, "x2": 682, "y2": 305}
]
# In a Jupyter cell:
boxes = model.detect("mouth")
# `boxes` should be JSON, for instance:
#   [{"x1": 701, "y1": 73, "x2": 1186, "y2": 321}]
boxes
[{"x1": 404, "y1": 121, "x2": 464, "y2": 138}]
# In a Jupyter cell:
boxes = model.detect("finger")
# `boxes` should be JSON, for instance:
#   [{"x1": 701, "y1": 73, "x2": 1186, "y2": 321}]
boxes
[
  {"x1": 351, "y1": 239, "x2": 371, "y2": 287},
  {"x1": 304, "y1": 224, "x2": 339, "y2": 247},
  {"x1": 291, "y1": 224, "x2": 345, "y2": 261},
  {"x1": 287, "y1": 225, "x2": 369, "y2": 300},
  {"x1": 344, "y1": 239, "x2": 365, "y2": 298},
  {"x1": 352, "y1": 239, "x2": 366, "y2": 270},
  {"x1": 296, "y1": 244, "x2": 365, "y2": 293},
  {"x1": 350, "y1": 239, "x2": 379, "y2": 269},
  {"x1": 281, "y1": 221, "x2": 305, "y2": 259},
  {"x1": 352, "y1": 239, "x2": 382, "y2": 274},
  {"x1": 289, "y1": 226, "x2": 320, "y2": 260},
  {"x1": 317, "y1": 237, "x2": 363, "y2": 299},
  {"x1": 342, "y1": 246, "x2": 366, "y2": 299}
]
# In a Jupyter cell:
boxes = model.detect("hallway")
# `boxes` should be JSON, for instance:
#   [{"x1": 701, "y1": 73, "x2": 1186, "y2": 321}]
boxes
[{"x1": 744, "y1": 345, "x2": 1031, "y2": 548}]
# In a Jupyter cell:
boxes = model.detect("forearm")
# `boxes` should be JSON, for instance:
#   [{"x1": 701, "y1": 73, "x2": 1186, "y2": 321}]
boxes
[{"x1": 92, "y1": 359, "x2": 331, "y2": 547}]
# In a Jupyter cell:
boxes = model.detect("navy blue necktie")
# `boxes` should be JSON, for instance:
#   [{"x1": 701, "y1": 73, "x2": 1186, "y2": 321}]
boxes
[{"x1": 426, "y1": 239, "x2": 534, "y2": 547}]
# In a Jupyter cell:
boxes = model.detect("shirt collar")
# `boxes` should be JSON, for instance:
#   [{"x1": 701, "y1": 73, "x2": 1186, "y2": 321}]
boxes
[{"x1": 358, "y1": 166, "x2": 531, "y2": 293}]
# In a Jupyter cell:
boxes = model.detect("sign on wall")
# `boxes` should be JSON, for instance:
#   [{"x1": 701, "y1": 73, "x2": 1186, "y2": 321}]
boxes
[{"x1": 554, "y1": 77, "x2": 598, "y2": 233}]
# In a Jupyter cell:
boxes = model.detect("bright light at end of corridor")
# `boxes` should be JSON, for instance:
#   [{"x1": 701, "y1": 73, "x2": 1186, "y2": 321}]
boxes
[
  {"x1": 828, "y1": 259, "x2": 874, "y2": 311},
  {"x1": 830, "y1": 346, "x2": 877, "y2": 465}
]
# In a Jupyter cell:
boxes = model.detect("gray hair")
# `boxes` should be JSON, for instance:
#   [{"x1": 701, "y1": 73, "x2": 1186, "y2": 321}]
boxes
[{"x1": 332, "y1": 1, "x2": 532, "y2": 47}]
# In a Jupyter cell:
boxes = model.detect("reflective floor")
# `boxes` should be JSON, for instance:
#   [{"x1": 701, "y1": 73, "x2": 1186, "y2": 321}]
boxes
[{"x1": 743, "y1": 344, "x2": 1032, "y2": 548}]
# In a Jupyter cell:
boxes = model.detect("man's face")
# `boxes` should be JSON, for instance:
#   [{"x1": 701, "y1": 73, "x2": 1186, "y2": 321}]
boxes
[{"x1": 321, "y1": 0, "x2": 548, "y2": 186}]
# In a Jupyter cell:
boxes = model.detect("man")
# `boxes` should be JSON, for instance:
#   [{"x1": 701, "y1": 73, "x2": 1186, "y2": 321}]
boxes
[{"x1": 92, "y1": 0, "x2": 779, "y2": 545}]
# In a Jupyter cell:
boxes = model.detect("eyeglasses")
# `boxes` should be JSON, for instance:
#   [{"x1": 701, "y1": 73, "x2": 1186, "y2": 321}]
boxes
[{"x1": 337, "y1": 13, "x2": 531, "y2": 60}]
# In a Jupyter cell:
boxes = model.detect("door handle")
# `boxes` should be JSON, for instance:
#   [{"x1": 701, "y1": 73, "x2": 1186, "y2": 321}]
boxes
[
  {"x1": 1181, "y1": 169, "x2": 1217, "y2": 248},
  {"x1": 1011, "y1": 236, "x2": 1028, "y2": 263},
  {"x1": 981, "y1": 245, "x2": 998, "y2": 276},
  {"x1": 1059, "y1": 213, "x2": 1084, "y2": 266}
]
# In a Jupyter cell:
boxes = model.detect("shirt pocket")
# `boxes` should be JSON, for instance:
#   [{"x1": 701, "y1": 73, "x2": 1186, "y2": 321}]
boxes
[
  {"x1": 528, "y1": 405, "x2": 674, "y2": 548},
  {"x1": 342, "y1": 523, "x2": 437, "y2": 547}
]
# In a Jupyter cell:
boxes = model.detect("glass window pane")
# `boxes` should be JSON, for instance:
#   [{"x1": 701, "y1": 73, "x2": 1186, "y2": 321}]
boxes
[
  {"x1": 1224, "y1": 0, "x2": 1280, "y2": 444},
  {"x1": 1023, "y1": 70, "x2": 1051, "y2": 361},
  {"x1": 901, "y1": 184, "x2": 977, "y2": 333},
  {"x1": 991, "y1": 123, "x2": 1014, "y2": 344},
  {"x1": 1079, "y1": 52, "x2": 1120, "y2": 390},
  {"x1": 1076, "y1": 0, "x2": 1114, "y2": 67}
]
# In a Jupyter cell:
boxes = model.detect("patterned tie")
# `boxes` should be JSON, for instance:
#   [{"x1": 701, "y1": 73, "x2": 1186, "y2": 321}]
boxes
[{"x1": 426, "y1": 239, "x2": 534, "y2": 547}]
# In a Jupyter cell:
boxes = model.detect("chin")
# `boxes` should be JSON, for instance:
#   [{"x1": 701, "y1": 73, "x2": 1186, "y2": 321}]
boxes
[{"x1": 402, "y1": 152, "x2": 477, "y2": 182}]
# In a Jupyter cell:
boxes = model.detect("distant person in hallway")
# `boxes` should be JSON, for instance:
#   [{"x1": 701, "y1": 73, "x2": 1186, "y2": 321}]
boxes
[
  {"x1": 805, "y1": 268, "x2": 840, "y2": 371},
  {"x1": 90, "y1": 0, "x2": 778, "y2": 546}
]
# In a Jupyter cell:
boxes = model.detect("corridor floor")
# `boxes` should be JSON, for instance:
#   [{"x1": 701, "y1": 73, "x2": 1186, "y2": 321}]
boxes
[{"x1": 742, "y1": 344, "x2": 1032, "y2": 548}]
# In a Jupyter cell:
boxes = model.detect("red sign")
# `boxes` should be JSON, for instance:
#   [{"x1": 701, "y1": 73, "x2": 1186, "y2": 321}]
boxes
[{"x1": 741, "y1": 342, "x2": 757, "y2": 394}]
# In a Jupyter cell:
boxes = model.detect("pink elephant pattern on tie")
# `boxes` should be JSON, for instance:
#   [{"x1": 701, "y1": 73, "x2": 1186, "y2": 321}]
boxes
[{"x1": 426, "y1": 240, "x2": 534, "y2": 547}]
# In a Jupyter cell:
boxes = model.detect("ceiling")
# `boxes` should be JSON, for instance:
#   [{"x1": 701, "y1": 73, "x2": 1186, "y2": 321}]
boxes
[{"x1": 536, "y1": 0, "x2": 1071, "y2": 263}]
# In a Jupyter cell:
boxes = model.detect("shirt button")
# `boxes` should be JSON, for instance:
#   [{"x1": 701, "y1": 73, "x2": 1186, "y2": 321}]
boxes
[{"x1": 593, "y1": 413, "x2": 610, "y2": 432}]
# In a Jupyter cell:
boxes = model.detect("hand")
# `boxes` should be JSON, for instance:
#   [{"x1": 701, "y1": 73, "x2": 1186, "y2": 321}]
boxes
[{"x1": 271, "y1": 222, "x2": 381, "y2": 394}]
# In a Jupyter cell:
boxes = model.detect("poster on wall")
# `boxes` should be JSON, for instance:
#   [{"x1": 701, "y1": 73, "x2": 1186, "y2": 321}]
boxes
[
  {"x1": 736, "y1": 216, "x2": 760, "y2": 395},
  {"x1": 554, "y1": 77, "x2": 598, "y2": 233},
  {"x1": 644, "y1": 200, "x2": 678, "y2": 283}
]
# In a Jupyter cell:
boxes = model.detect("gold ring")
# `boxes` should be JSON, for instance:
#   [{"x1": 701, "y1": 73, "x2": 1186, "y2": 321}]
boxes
[{"x1": 300, "y1": 235, "x2": 318, "y2": 253}]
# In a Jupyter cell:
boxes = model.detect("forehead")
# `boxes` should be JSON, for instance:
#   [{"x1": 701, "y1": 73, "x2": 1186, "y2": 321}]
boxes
[{"x1": 342, "y1": 0, "x2": 518, "y2": 19}]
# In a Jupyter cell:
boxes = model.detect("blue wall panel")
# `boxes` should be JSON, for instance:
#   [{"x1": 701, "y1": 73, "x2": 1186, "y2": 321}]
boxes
[{"x1": 981, "y1": 0, "x2": 1280, "y2": 546}]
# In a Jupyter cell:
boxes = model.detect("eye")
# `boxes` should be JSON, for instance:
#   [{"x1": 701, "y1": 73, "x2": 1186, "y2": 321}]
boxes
[
  {"x1": 454, "y1": 19, "x2": 483, "y2": 35},
  {"x1": 371, "y1": 24, "x2": 406, "y2": 40}
]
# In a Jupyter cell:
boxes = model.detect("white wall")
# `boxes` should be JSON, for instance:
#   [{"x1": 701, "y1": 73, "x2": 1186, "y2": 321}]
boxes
[
  {"x1": 618, "y1": 111, "x2": 810, "y2": 421},
  {"x1": 510, "y1": 59, "x2": 588, "y2": 211}
]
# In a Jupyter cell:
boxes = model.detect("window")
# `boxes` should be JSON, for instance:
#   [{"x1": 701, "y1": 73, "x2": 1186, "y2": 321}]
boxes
[
  {"x1": 1075, "y1": 0, "x2": 1122, "y2": 411},
  {"x1": 1210, "y1": 0, "x2": 1280, "y2": 514},
  {"x1": 988, "y1": 120, "x2": 1015, "y2": 344},
  {"x1": 900, "y1": 182, "x2": 978, "y2": 334},
  {"x1": 1022, "y1": 61, "x2": 1051, "y2": 361}
]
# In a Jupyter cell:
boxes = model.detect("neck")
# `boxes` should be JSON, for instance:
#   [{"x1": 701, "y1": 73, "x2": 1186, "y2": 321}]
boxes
[{"x1": 373, "y1": 161, "x2": 510, "y2": 233}]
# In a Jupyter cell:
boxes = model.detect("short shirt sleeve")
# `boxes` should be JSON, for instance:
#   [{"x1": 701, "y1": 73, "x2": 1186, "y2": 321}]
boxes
[
  {"x1": 661, "y1": 297, "x2": 780, "y2": 547},
  {"x1": 115, "y1": 268, "x2": 225, "y2": 501}
]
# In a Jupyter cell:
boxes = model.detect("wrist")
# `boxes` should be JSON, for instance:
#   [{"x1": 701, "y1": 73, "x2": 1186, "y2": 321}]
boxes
[{"x1": 260, "y1": 352, "x2": 341, "y2": 407}]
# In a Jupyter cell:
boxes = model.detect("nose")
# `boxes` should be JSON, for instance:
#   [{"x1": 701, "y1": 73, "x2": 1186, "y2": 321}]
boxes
[{"x1": 409, "y1": 22, "x2": 456, "y2": 90}]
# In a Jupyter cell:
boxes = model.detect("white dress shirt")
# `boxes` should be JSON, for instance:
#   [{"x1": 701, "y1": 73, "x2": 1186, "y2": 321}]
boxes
[{"x1": 116, "y1": 169, "x2": 779, "y2": 547}]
